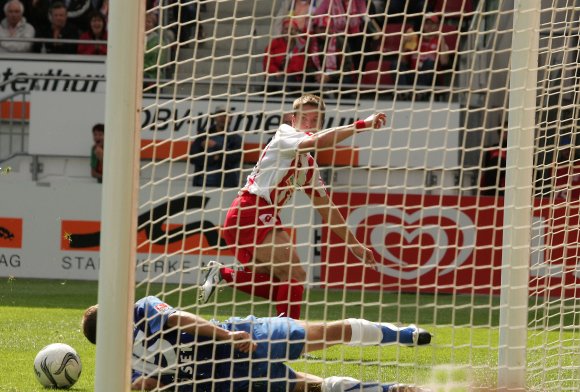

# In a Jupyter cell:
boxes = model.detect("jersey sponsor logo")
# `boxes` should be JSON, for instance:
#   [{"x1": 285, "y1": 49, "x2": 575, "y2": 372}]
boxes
[
  {"x1": 154, "y1": 302, "x2": 171, "y2": 313},
  {"x1": 258, "y1": 213, "x2": 275, "y2": 225},
  {"x1": 0, "y1": 218, "x2": 23, "y2": 249}
]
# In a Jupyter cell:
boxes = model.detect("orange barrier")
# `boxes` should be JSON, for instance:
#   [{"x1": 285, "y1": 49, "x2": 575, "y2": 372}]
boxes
[
  {"x1": 141, "y1": 140, "x2": 359, "y2": 166},
  {"x1": 0, "y1": 101, "x2": 30, "y2": 120}
]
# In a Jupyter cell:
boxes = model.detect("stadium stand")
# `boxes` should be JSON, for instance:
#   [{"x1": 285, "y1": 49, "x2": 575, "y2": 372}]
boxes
[{"x1": 430, "y1": 0, "x2": 474, "y2": 16}]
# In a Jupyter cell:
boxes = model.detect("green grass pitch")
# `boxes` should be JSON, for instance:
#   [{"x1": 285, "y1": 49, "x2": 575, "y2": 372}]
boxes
[{"x1": 0, "y1": 277, "x2": 578, "y2": 391}]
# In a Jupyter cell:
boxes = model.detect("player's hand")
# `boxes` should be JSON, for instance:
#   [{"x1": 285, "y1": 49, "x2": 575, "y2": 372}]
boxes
[
  {"x1": 351, "y1": 244, "x2": 377, "y2": 270},
  {"x1": 440, "y1": 37, "x2": 449, "y2": 52},
  {"x1": 204, "y1": 139, "x2": 217, "y2": 149},
  {"x1": 363, "y1": 113, "x2": 386, "y2": 129},
  {"x1": 229, "y1": 331, "x2": 257, "y2": 353},
  {"x1": 315, "y1": 73, "x2": 331, "y2": 83},
  {"x1": 131, "y1": 376, "x2": 165, "y2": 390}
]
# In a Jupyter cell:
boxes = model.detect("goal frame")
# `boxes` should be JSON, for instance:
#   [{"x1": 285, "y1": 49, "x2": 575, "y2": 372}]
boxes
[
  {"x1": 94, "y1": 1, "x2": 144, "y2": 392},
  {"x1": 497, "y1": 0, "x2": 541, "y2": 390},
  {"x1": 94, "y1": 1, "x2": 545, "y2": 391}
]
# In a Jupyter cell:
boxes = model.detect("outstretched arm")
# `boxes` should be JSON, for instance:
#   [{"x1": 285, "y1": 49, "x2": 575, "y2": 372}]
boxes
[
  {"x1": 439, "y1": 36, "x2": 450, "y2": 66},
  {"x1": 308, "y1": 190, "x2": 377, "y2": 270},
  {"x1": 167, "y1": 311, "x2": 257, "y2": 353},
  {"x1": 298, "y1": 113, "x2": 386, "y2": 152},
  {"x1": 131, "y1": 377, "x2": 163, "y2": 391}
]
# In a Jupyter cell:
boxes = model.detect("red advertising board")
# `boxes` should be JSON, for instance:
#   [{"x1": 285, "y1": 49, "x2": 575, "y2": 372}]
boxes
[
  {"x1": 321, "y1": 193, "x2": 580, "y2": 297},
  {"x1": 0, "y1": 217, "x2": 23, "y2": 249}
]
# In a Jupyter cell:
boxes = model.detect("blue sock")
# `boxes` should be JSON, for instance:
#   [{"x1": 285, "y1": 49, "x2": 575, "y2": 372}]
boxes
[
  {"x1": 397, "y1": 326, "x2": 416, "y2": 345},
  {"x1": 379, "y1": 323, "x2": 415, "y2": 345}
]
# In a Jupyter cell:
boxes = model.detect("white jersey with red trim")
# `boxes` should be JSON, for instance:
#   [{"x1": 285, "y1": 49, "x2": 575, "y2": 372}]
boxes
[{"x1": 244, "y1": 124, "x2": 328, "y2": 207}]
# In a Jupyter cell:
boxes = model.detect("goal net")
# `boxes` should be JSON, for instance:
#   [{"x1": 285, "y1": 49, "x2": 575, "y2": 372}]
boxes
[{"x1": 98, "y1": 0, "x2": 580, "y2": 391}]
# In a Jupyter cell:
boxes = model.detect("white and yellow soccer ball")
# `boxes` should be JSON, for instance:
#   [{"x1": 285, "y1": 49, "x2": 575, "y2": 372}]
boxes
[{"x1": 33, "y1": 343, "x2": 82, "y2": 389}]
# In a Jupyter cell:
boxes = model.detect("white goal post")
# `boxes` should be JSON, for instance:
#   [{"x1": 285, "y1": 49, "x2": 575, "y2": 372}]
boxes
[
  {"x1": 95, "y1": 1, "x2": 580, "y2": 391},
  {"x1": 498, "y1": 0, "x2": 540, "y2": 389},
  {"x1": 94, "y1": 1, "x2": 144, "y2": 392}
]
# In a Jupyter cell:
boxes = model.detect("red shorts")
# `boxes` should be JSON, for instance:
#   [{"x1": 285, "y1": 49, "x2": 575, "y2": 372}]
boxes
[{"x1": 222, "y1": 192, "x2": 282, "y2": 264}]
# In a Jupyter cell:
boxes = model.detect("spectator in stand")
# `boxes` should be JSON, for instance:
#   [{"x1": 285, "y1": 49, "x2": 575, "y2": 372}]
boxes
[
  {"x1": 0, "y1": 0, "x2": 35, "y2": 52},
  {"x1": 401, "y1": 13, "x2": 450, "y2": 87},
  {"x1": 553, "y1": 135, "x2": 580, "y2": 201},
  {"x1": 310, "y1": 0, "x2": 379, "y2": 84},
  {"x1": 77, "y1": 10, "x2": 106, "y2": 55},
  {"x1": 172, "y1": 0, "x2": 204, "y2": 42},
  {"x1": 147, "y1": 0, "x2": 203, "y2": 43},
  {"x1": 263, "y1": 19, "x2": 310, "y2": 92},
  {"x1": 369, "y1": 0, "x2": 390, "y2": 27},
  {"x1": 189, "y1": 106, "x2": 242, "y2": 188},
  {"x1": 144, "y1": 12, "x2": 169, "y2": 81},
  {"x1": 273, "y1": 0, "x2": 314, "y2": 36},
  {"x1": 90, "y1": 123, "x2": 104, "y2": 183},
  {"x1": 480, "y1": 124, "x2": 508, "y2": 197},
  {"x1": 21, "y1": 0, "x2": 50, "y2": 33},
  {"x1": 382, "y1": 0, "x2": 429, "y2": 27},
  {"x1": 34, "y1": 1, "x2": 79, "y2": 54}
]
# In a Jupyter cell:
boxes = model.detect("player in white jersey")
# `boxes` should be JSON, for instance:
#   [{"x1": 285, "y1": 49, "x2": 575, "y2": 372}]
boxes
[{"x1": 201, "y1": 94, "x2": 386, "y2": 319}]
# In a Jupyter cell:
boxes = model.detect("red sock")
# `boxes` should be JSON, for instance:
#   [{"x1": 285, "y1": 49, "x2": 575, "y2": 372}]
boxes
[
  {"x1": 219, "y1": 267, "x2": 277, "y2": 300},
  {"x1": 275, "y1": 279, "x2": 304, "y2": 319}
]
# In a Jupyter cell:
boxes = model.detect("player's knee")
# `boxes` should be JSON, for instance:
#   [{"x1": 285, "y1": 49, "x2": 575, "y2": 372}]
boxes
[
  {"x1": 273, "y1": 264, "x2": 305, "y2": 283},
  {"x1": 274, "y1": 267, "x2": 291, "y2": 281},
  {"x1": 291, "y1": 267, "x2": 307, "y2": 283}
]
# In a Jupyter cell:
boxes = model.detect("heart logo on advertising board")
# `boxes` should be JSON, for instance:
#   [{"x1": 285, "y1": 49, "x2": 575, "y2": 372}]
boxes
[{"x1": 346, "y1": 205, "x2": 475, "y2": 280}]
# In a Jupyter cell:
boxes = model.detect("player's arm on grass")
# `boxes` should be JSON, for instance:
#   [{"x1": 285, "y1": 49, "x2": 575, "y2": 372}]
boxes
[
  {"x1": 308, "y1": 190, "x2": 377, "y2": 269},
  {"x1": 131, "y1": 376, "x2": 162, "y2": 391},
  {"x1": 297, "y1": 112, "x2": 386, "y2": 152},
  {"x1": 167, "y1": 311, "x2": 257, "y2": 353}
]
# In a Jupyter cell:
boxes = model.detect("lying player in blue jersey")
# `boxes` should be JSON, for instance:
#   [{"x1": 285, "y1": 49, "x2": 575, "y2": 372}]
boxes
[{"x1": 82, "y1": 296, "x2": 432, "y2": 392}]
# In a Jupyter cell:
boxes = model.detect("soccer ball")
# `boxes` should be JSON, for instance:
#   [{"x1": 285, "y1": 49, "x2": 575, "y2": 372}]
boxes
[{"x1": 33, "y1": 343, "x2": 82, "y2": 389}]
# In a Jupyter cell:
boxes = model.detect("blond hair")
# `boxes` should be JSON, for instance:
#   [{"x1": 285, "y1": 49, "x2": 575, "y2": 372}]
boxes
[{"x1": 292, "y1": 94, "x2": 326, "y2": 128}]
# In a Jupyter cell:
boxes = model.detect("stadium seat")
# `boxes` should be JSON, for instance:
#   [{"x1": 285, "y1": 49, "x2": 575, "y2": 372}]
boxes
[
  {"x1": 441, "y1": 23, "x2": 460, "y2": 52},
  {"x1": 380, "y1": 23, "x2": 412, "y2": 55},
  {"x1": 361, "y1": 59, "x2": 395, "y2": 86},
  {"x1": 432, "y1": 0, "x2": 474, "y2": 17}
]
